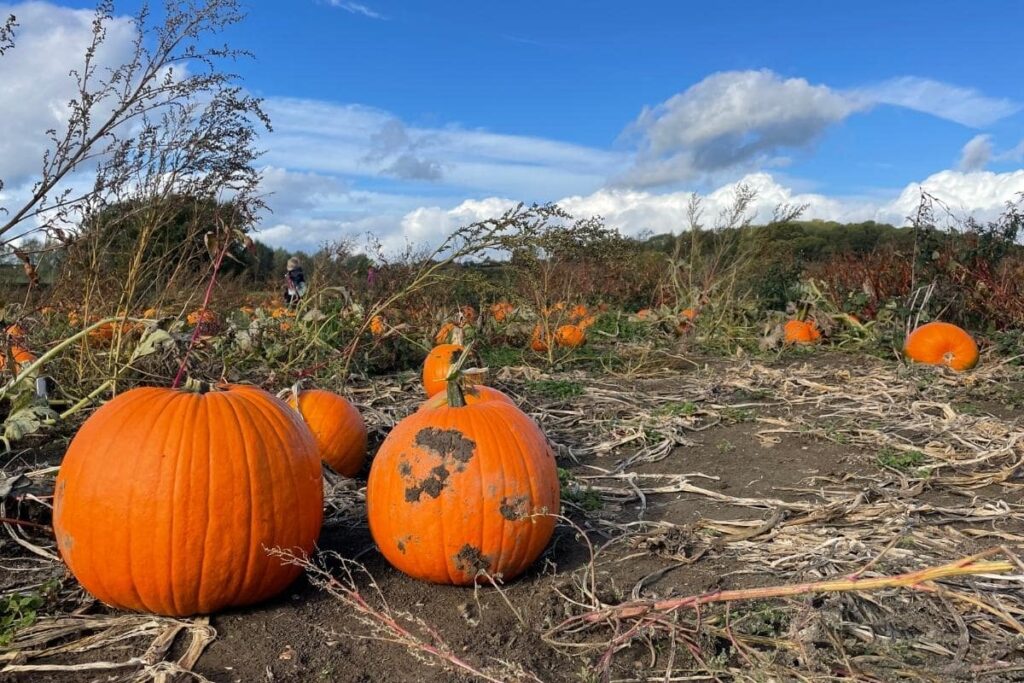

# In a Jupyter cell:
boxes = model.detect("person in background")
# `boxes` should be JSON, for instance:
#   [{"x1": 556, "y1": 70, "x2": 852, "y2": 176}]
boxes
[{"x1": 284, "y1": 257, "x2": 307, "y2": 307}]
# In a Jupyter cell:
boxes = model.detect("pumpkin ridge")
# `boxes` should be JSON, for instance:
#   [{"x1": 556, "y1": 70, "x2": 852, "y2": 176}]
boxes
[
  {"x1": 232, "y1": 390, "x2": 295, "y2": 602},
  {"x1": 217, "y1": 391, "x2": 258, "y2": 601},
  {"x1": 169, "y1": 392, "x2": 204, "y2": 615},
  {"x1": 492, "y1": 404, "x2": 542, "y2": 576},
  {"x1": 468, "y1": 405, "x2": 498, "y2": 580},
  {"x1": 117, "y1": 389, "x2": 180, "y2": 613},
  {"x1": 142, "y1": 390, "x2": 190, "y2": 615},
  {"x1": 197, "y1": 394, "x2": 220, "y2": 612}
]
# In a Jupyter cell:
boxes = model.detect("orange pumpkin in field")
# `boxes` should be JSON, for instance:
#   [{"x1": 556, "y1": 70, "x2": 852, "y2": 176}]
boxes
[
  {"x1": 636, "y1": 308, "x2": 653, "y2": 321},
  {"x1": 5, "y1": 323, "x2": 27, "y2": 341},
  {"x1": 490, "y1": 302, "x2": 514, "y2": 323},
  {"x1": 530, "y1": 325, "x2": 548, "y2": 352},
  {"x1": 569, "y1": 304, "x2": 589, "y2": 321},
  {"x1": 288, "y1": 388, "x2": 367, "y2": 477},
  {"x1": 0, "y1": 346, "x2": 36, "y2": 374},
  {"x1": 554, "y1": 324, "x2": 585, "y2": 348},
  {"x1": 578, "y1": 315, "x2": 597, "y2": 331},
  {"x1": 784, "y1": 320, "x2": 821, "y2": 344},
  {"x1": 367, "y1": 376, "x2": 559, "y2": 585},
  {"x1": 422, "y1": 343, "x2": 464, "y2": 397},
  {"x1": 53, "y1": 384, "x2": 323, "y2": 616},
  {"x1": 904, "y1": 322, "x2": 978, "y2": 372},
  {"x1": 369, "y1": 315, "x2": 386, "y2": 336},
  {"x1": 434, "y1": 322, "x2": 457, "y2": 345}
]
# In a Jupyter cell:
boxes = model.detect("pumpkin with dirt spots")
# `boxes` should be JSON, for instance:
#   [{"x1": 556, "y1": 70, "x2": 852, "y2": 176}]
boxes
[
  {"x1": 422, "y1": 343, "x2": 463, "y2": 397},
  {"x1": 783, "y1": 319, "x2": 821, "y2": 344},
  {"x1": 287, "y1": 387, "x2": 368, "y2": 477},
  {"x1": 367, "y1": 379, "x2": 559, "y2": 585},
  {"x1": 52, "y1": 383, "x2": 323, "y2": 616}
]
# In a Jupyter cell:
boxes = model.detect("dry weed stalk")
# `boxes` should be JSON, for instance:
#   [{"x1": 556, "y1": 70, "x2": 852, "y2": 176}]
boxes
[{"x1": 270, "y1": 548, "x2": 544, "y2": 683}]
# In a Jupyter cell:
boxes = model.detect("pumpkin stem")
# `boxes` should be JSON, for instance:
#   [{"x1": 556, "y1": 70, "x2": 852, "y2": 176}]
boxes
[
  {"x1": 181, "y1": 377, "x2": 215, "y2": 394},
  {"x1": 444, "y1": 342, "x2": 476, "y2": 408}
]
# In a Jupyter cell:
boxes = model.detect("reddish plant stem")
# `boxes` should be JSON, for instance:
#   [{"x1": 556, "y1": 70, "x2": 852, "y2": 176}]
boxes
[
  {"x1": 171, "y1": 240, "x2": 230, "y2": 389},
  {"x1": 0, "y1": 517, "x2": 51, "y2": 531}
]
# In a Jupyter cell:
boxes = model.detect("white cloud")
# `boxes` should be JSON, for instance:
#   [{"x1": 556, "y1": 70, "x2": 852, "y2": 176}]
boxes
[
  {"x1": 263, "y1": 97, "x2": 623, "y2": 198},
  {"x1": 0, "y1": 2, "x2": 136, "y2": 186},
  {"x1": 958, "y1": 134, "x2": 992, "y2": 171},
  {"x1": 619, "y1": 70, "x2": 860, "y2": 187},
  {"x1": 326, "y1": 1, "x2": 386, "y2": 20},
  {"x1": 851, "y1": 77, "x2": 1021, "y2": 128}
]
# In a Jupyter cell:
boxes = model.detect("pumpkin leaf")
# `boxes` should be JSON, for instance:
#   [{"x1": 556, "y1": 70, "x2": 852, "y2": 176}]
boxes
[
  {"x1": 3, "y1": 403, "x2": 58, "y2": 445},
  {"x1": 131, "y1": 328, "x2": 175, "y2": 362}
]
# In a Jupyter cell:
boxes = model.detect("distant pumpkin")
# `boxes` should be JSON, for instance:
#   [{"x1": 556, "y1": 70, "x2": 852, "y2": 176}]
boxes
[
  {"x1": 5, "y1": 323, "x2": 27, "y2": 341},
  {"x1": 554, "y1": 324, "x2": 585, "y2": 348},
  {"x1": 0, "y1": 346, "x2": 36, "y2": 374},
  {"x1": 569, "y1": 304, "x2": 589, "y2": 321},
  {"x1": 784, "y1": 320, "x2": 821, "y2": 345},
  {"x1": 370, "y1": 315, "x2": 386, "y2": 336},
  {"x1": 530, "y1": 325, "x2": 548, "y2": 353},
  {"x1": 434, "y1": 322, "x2": 457, "y2": 345},
  {"x1": 490, "y1": 302, "x2": 514, "y2": 323},
  {"x1": 904, "y1": 322, "x2": 978, "y2": 371}
]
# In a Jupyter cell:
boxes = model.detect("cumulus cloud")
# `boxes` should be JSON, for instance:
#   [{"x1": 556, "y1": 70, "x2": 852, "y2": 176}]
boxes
[
  {"x1": 852, "y1": 77, "x2": 1021, "y2": 128},
  {"x1": 958, "y1": 134, "x2": 993, "y2": 171},
  {"x1": 0, "y1": 2, "x2": 136, "y2": 186},
  {"x1": 619, "y1": 70, "x2": 860, "y2": 187}
]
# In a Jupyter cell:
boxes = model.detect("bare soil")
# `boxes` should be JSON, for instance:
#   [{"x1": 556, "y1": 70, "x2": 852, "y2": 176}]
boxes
[{"x1": 3, "y1": 354, "x2": 1024, "y2": 682}]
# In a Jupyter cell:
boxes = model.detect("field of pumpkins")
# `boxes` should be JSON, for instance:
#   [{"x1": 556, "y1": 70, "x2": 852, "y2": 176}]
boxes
[{"x1": 0, "y1": 281, "x2": 1022, "y2": 682}]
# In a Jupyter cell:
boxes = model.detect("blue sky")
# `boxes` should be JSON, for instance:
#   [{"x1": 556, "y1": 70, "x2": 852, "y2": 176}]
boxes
[{"x1": 1, "y1": 1, "x2": 1022, "y2": 249}]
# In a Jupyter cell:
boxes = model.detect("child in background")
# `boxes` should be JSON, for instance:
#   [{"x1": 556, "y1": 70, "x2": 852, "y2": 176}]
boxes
[{"x1": 284, "y1": 257, "x2": 307, "y2": 307}]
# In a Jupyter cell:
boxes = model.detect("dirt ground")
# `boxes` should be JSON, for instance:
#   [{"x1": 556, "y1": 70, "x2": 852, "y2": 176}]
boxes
[{"x1": 2, "y1": 352, "x2": 1024, "y2": 682}]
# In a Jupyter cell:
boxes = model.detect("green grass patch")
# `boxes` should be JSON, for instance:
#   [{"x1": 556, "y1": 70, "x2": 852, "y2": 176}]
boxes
[
  {"x1": 656, "y1": 401, "x2": 698, "y2": 417},
  {"x1": 876, "y1": 447, "x2": 927, "y2": 472},
  {"x1": 526, "y1": 379, "x2": 584, "y2": 400},
  {"x1": 558, "y1": 468, "x2": 602, "y2": 511}
]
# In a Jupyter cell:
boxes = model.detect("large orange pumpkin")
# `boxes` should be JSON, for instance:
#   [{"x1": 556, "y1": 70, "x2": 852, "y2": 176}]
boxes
[
  {"x1": 554, "y1": 324, "x2": 585, "y2": 348},
  {"x1": 53, "y1": 384, "x2": 323, "y2": 616},
  {"x1": 904, "y1": 322, "x2": 979, "y2": 371},
  {"x1": 423, "y1": 343, "x2": 463, "y2": 397},
  {"x1": 367, "y1": 380, "x2": 559, "y2": 585},
  {"x1": 287, "y1": 388, "x2": 367, "y2": 477},
  {"x1": 784, "y1": 320, "x2": 821, "y2": 344}
]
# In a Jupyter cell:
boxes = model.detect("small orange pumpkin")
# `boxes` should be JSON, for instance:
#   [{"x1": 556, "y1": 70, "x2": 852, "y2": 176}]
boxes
[
  {"x1": 53, "y1": 384, "x2": 323, "y2": 616},
  {"x1": 367, "y1": 376, "x2": 559, "y2": 585},
  {"x1": 554, "y1": 324, "x2": 585, "y2": 348},
  {"x1": 490, "y1": 302, "x2": 514, "y2": 323},
  {"x1": 636, "y1": 308, "x2": 653, "y2": 321},
  {"x1": 423, "y1": 343, "x2": 463, "y2": 397},
  {"x1": 288, "y1": 388, "x2": 367, "y2": 477},
  {"x1": 903, "y1": 322, "x2": 978, "y2": 371},
  {"x1": 0, "y1": 346, "x2": 37, "y2": 374},
  {"x1": 530, "y1": 325, "x2": 548, "y2": 352},
  {"x1": 434, "y1": 322, "x2": 456, "y2": 345},
  {"x1": 569, "y1": 304, "x2": 589, "y2": 321},
  {"x1": 370, "y1": 315, "x2": 386, "y2": 336},
  {"x1": 784, "y1": 320, "x2": 821, "y2": 344},
  {"x1": 578, "y1": 315, "x2": 597, "y2": 331},
  {"x1": 5, "y1": 323, "x2": 27, "y2": 341}
]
